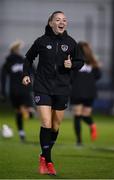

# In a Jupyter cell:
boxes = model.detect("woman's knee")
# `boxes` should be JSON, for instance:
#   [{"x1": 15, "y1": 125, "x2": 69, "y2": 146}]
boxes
[
  {"x1": 82, "y1": 107, "x2": 92, "y2": 116},
  {"x1": 41, "y1": 118, "x2": 52, "y2": 128},
  {"x1": 73, "y1": 105, "x2": 83, "y2": 116}
]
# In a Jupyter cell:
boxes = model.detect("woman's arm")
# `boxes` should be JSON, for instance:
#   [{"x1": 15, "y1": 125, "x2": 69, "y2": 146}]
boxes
[
  {"x1": 23, "y1": 39, "x2": 40, "y2": 77},
  {"x1": 22, "y1": 39, "x2": 40, "y2": 85},
  {"x1": 1, "y1": 60, "x2": 9, "y2": 98},
  {"x1": 92, "y1": 67, "x2": 102, "y2": 80}
]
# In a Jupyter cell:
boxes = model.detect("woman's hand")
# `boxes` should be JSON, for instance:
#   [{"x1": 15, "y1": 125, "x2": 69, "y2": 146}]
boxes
[
  {"x1": 22, "y1": 76, "x2": 31, "y2": 86},
  {"x1": 64, "y1": 55, "x2": 72, "y2": 68}
]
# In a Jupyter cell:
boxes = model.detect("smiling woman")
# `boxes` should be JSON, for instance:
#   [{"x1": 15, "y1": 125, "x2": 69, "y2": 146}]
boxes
[
  {"x1": 22, "y1": 11, "x2": 84, "y2": 175},
  {"x1": 48, "y1": 11, "x2": 67, "y2": 35}
]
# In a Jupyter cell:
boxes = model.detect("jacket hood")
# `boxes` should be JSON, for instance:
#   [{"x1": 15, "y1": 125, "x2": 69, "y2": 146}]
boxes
[{"x1": 45, "y1": 25, "x2": 67, "y2": 39}]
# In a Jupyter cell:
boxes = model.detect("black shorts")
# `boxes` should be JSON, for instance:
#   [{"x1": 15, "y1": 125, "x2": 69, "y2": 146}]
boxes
[
  {"x1": 10, "y1": 93, "x2": 33, "y2": 109},
  {"x1": 34, "y1": 93, "x2": 68, "y2": 110},
  {"x1": 70, "y1": 98, "x2": 94, "y2": 107}
]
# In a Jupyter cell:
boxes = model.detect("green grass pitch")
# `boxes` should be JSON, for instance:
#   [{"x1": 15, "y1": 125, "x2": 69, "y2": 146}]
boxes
[{"x1": 0, "y1": 106, "x2": 114, "y2": 179}]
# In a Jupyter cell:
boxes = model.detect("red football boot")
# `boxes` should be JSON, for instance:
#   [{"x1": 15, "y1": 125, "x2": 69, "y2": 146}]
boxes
[
  {"x1": 90, "y1": 123, "x2": 97, "y2": 141},
  {"x1": 39, "y1": 156, "x2": 48, "y2": 174},
  {"x1": 47, "y1": 162, "x2": 56, "y2": 175}
]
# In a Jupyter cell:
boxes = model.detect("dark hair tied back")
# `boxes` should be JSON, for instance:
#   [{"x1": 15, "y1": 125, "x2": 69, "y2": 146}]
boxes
[{"x1": 48, "y1": 11, "x2": 64, "y2": 24}]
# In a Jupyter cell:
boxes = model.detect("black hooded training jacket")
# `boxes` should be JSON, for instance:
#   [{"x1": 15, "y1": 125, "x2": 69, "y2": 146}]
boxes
[
  {"x1": 23, "y1": 25, "x2": 84, "y2": 95},
  {"x1": 71, "y1": 64, "x2": 101, "y2": 99},
  {"x1": 1, "y1": 53, "x2": 32, "y2": 97}
]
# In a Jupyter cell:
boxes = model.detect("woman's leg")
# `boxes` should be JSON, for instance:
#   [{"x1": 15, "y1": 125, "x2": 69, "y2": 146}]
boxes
[
  {"x1": 49, "y1": 110, "x2": 64, "y2": 149},
  {"x1": 82, "y1": 106, "x2": 97, "y2": 141},
  {"x1": 15, "y1": 107, "x2": 25, "y2": 141},
  {"x1": 49, "y1": 95, "x2": 68, "y2": 149},
  {"x1": 52, "y1": 110, "x2": 64, "y2": 131},
  {"x1": 37, "y1": 105, "x2": 52, "y2": 162},
  {"x1": 20, "y1": 105, "x2": 30, "y2": 119},
  {"x1": 16, "y1": 105, "x2": 34, "y2": 141},
  {"x1": 73, "y1": 105, "x2": 83, "y2": 145},
  {"x1": 37, "y1": 105, "x2": 57, "y2": 175},
  {"x1": 82, "y1": 106, "x2": 93, "y2": 124}
]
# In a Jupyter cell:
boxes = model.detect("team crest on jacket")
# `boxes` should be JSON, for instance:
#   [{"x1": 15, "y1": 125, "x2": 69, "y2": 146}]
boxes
[
  {"x1": 46, "y1": 45, "x2": 52, "y2": 49},
  {"x1": 61, "y1": 45, "x2": 68, "y2": 52}
]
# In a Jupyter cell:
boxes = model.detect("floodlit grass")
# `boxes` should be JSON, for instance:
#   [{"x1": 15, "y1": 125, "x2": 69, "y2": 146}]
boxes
[{"x1": 0, "y1": 105, "x2": 114, "y2": 179}]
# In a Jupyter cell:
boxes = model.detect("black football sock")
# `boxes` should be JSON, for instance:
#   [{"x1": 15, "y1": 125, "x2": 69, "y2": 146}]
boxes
[
  {"x1": 82, "y1": 116, "x2": 93, "y2": 126},
  {"x1": 16, "y1": 112, "x2": 25, "y2": 140},
  {"x1": 50, "y1": 129, "x2": 59, "y2": 150},
  {"x1": 16, "y1": 112, "x2": 23, "y2": 130},
  {"x1": 40, "y1": 127, "x2": 52, "y2": 162},
  {"x1": 29, "y1": 111, "x2": 34, "y2": 119},
  {"x1": 74, "y1": 116, "x2": 82, "y2": 144}
]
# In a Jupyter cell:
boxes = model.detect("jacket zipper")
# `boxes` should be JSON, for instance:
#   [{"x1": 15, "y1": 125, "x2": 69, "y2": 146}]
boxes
[
  {"x1": 51, "y1": 42, "x2": 58, "y2": 94},
  {"x1": 55, "y1": 42, "x2": 58, "y2": 70}
]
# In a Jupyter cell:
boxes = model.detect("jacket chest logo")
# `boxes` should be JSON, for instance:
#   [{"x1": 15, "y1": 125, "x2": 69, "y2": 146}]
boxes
[
  {"x1": 11, "y1": 64, "x2": 23, "y2": 73},
  {"x1": 46, "y1": 45, "x2": 52, "y2": 49},
  {"x1": 61, "y1": 44, "x2": 68, "y2": 52}
]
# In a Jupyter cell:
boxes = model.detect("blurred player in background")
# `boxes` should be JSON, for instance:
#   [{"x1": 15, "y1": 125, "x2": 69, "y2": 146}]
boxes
[
  {"x1": 70, "y1": 41, "x2": 101, "y2": 146},
  {"x1": 1, "y1": 40, "x2": 34, "y2": 141},
  {"x1": 22, "y1": 11, "x2": 84, "y2": 175}
]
